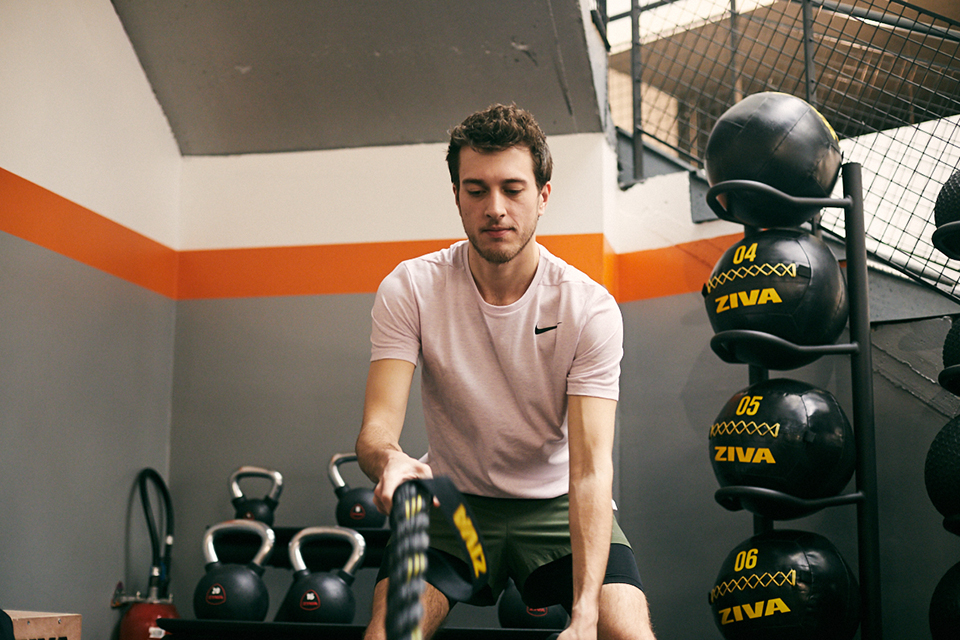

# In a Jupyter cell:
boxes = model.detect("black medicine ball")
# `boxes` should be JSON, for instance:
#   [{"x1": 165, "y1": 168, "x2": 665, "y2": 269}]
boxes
[
  {"x1": 709, "y1": 529, "x2": 860, "y2": 640},
  {"x1": 710, "y1": 378, "x2": 855, "y2": 501},
  {"x1": 703, "y1": 228, "x2": 847, "y2": 369},
  {"x1": 934, "y1": 169, "x2": 960, "y2": 229},
  {"x1": 705, "y1": 91, "x2": 842, "y2": 228},
  {"x1": 925, "y1": 414, "x2": 960, "y2": 519},
  {"x1": 931, "y1": 560, "x2": 960, "y2": 640}
]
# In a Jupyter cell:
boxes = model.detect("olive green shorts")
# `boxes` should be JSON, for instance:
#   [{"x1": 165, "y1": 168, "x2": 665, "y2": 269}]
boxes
[{"x1": 421, "y1": 493, "x2": 632, "y2": 605}]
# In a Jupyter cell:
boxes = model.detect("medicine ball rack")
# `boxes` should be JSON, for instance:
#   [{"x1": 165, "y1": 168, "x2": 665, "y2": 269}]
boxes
[{"x1": 704, "y1": 162, "x2": 883, "y2": 640}]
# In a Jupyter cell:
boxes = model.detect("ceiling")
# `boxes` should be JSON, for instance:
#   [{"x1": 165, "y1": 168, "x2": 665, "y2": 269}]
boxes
[{"x1": 111, "y1": 0, "x2": 607, "y2": 156}]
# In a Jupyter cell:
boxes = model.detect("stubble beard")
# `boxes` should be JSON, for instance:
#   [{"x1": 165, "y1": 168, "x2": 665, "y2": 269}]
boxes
[{"x1": 468, "y1": 220, "x2": 537, "y2": 265}]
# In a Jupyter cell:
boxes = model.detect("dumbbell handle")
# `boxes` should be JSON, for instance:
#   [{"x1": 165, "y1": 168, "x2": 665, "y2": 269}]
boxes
[{"x1": 230, "y1": 466, "x2": 283, "y2": 501}]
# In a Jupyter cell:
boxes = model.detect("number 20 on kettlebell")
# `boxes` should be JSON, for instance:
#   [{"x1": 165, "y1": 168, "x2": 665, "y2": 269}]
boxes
[{"x1": 193, "y1": 519, "x2": 276, "y2": 621}]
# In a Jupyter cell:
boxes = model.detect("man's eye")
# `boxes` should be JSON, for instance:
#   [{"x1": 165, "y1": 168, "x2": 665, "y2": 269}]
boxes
[{"x1": 467, "y1": 190, "x2": 485, "y2": 197}]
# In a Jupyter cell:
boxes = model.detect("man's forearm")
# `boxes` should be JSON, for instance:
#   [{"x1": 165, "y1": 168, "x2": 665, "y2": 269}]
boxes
[
  {"x1": 568, "y1": 465, "x2": 614, "y2": 626},
  {"x1": 355, "y1": 423, "x2": 403, "y2": 484}
]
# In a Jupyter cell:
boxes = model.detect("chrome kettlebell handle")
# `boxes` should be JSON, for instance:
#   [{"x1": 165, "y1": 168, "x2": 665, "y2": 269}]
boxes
[
  {"x1": 288, "y1": 526, "x2": 366, "y2": 578},
  {"x1": 230, "y1": 466, "x2": 284, "y2": 502},
  {"x1": 203, "y1": 519, "x2": 276, "y2": 568},
  {"x1": 328, "y1": 453, "x2": 356, "y2": 491}
]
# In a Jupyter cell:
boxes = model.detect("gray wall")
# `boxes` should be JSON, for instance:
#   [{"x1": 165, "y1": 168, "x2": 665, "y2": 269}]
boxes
[
  {"x1": 5, "y1": 223, "x2": 960, "y2": 638},
  {"x1": 0, "y1": 231, "x2": 176, "y2": 639}
]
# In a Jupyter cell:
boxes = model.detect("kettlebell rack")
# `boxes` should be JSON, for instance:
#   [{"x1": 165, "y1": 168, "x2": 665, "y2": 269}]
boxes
[
  {"x1": 705, "y1": 162, "x2": 883, "y2": 640},
  {"x1": 158, "y1": 618, "x2": 563, "y2": 640}
]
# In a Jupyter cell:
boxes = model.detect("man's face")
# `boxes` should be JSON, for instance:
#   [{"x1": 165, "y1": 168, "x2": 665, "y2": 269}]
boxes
[{"x1": 454, "y1": 145, "x2": 550, "y2": 265}]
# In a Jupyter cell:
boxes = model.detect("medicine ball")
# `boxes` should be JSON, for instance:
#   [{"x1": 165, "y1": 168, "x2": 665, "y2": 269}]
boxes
[
  {"x1": 710, "y1": 378, "x2": 855, "y2": 503},
  {"x1": 944, "y1": 317, "x2": 960, "y2": 368},
  {"x1": 933, "y1": 169, "x2": 960, "y2": 258},
  {"x1": 931, "y1": 560, "x2": 960, "y2": 640},
  {"x1": 702, "y1": 228, "x2": 848, "y2": 369},
  {"x1": 925, "y1": 415, "x2": 960, "y2": 520},
  {"x1": 709, "y1": 529, "x2": 859, "y2": 640},
  {"x1": 934, "y1": 168, "x2": 960, "y2": 229},
  {"x1": 705, "y1": 92, "x2": 842, "y2": 227}
]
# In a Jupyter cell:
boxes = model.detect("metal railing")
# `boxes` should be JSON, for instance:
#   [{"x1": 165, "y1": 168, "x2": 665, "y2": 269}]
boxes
[{"x1": 600, "y1": 0, "x2": 960, "y2": 301}]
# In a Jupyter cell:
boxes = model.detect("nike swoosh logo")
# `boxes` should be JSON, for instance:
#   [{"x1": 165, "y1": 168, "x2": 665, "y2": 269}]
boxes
[{"x1": 535, "y1": 323, "x2": 560, "y2": 335}]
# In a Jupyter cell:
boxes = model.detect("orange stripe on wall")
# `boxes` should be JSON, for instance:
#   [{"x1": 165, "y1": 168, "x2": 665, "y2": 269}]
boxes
[
  {"x1": 540, "y1": 234, "x2": 605, "y2": 285},
  {"x1": 614, "y1": 234, "x2": 743, "y2": 303},
  {"x1": 177, "y1": 234, "x2": 607, "y2": 299},
  {"x1": 1, "y1": 167, "x2": 739, "y2": 302},
  {"x1": 0, "y1": 168, "x2": 178, "y2": 298},
  {"x1": 177, "y1": 240, "x2": 452, "y2": 299}
]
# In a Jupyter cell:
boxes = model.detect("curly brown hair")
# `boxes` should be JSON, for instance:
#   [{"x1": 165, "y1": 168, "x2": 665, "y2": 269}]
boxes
[{"x1": 446, "y1": 104, "x2": 553, "y2": 190}]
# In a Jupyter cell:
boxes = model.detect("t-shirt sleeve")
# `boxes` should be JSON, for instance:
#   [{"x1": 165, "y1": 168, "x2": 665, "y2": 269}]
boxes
[
  {"x1": 370, "y1": 264, "x2": 421, "y2": 365},
  {"x1": 566, "y1": 289, "x2": 623, "y2": 400}
]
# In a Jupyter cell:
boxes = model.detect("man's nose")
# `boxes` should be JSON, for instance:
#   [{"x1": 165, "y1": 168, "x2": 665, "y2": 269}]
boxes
[{"x1": 485, "y1": 191, "x2": 508, "y2": 217}]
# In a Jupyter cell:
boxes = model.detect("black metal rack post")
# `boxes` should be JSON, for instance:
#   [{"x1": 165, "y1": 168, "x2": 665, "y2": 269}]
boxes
[{"x1": 843, "y1": 163, "x2": 883, "y2": 640}]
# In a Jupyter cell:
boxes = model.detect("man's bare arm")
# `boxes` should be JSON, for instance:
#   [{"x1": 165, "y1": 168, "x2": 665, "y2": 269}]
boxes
[
  {"x1": 355, "y1": 358, "x2": 432, "y2": 514},
  {"x1": 564, "y1": 394, "x2": 618, "y2": 640}
]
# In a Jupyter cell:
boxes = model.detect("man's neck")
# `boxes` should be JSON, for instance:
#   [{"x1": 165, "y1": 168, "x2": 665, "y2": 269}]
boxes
[{"x1": 468, "y1": 242, "x2": 540, "y2": 306}]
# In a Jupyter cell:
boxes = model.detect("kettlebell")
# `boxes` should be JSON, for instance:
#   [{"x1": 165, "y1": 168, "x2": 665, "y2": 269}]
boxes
[
  {"x1": 275, "y1": 526, "x2": 367, "y2": 623},
  {"x1": 498, "y1": 578, "x2": 569, "y2": 630},
  {"x1": 328, "y1": 453, "x2": 385, "y2": 528},
  {"x1": 230, "y1": 466, "x2": 283, "y2": 526},
  {"x1": 193, "y1": 519, "x2": 275, "y2": 621}
]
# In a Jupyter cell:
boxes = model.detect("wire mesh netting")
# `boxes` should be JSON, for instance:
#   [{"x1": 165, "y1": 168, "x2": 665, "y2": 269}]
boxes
[{"x1": 603, "y1": 0, "x2": 960, "y2": 301}]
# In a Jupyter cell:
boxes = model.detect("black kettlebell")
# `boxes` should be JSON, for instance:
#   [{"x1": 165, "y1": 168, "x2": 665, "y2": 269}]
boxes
[
  {"x1": 193, "y1": 519, "x2": 275, "y2": 621},
  {"x1": 230, "y1": 466, "x2": 283, "y2": 526},
  {"x1": 498, "y1": 578, "x2": 569, "y2": 630},
  {"x1": 328, "y1": 453, "x2": 385, "y2": 528},
  {"x1": 275, "y1": 526, "x2": 367, "y2": 623}
]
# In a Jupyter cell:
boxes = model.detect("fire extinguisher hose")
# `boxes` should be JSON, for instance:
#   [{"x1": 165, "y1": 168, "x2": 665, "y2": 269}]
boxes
[{"x1": 137, "y1": 468, "x2": 175, "y2": 600}]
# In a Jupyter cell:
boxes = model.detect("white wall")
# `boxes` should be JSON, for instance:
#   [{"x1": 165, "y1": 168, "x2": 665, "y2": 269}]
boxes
[
  {"x1": 0, "y1": 0, "x2": 181, "y2": 247},
  {"x1": 612, "y1": 171, "x2": 741, "y2": 254},
  {"x1": 179, "y1": 133, "x2": 618, "y2": 249},
  {"x1": 0, "y1": 0, "x2": 741, "y2": 256}
]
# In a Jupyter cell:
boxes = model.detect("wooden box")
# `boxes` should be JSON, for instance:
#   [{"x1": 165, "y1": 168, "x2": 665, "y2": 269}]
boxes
[{"x1": 6, "y1": 611, "x2": 81, "y2": 640}]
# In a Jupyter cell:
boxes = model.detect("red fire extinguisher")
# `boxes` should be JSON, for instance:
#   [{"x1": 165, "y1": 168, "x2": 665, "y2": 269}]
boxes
[{"x1": 112, "y1": 468, "x2": 179, "y2": 639}]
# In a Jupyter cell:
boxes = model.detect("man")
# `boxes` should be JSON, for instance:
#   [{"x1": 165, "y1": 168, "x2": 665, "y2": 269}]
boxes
[{"x1": 357, "y1": 103, "x2": 656, "y2": 640}]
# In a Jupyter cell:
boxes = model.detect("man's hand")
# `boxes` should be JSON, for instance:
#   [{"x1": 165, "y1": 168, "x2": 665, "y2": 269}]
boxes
[
  {"x1": 373, "y1": 449, "x2": 434, "y2": 514},
  {"x1": 556, "y1": 614, "x2": 598, "y2": 640}
]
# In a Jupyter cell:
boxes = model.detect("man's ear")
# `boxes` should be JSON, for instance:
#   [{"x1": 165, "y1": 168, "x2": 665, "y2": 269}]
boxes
[
  {"x1": 538, "y1": 182, "x2": 552, "y2": 214},
  {"x1": 453, "y1": 183, "x2": 461, "y2": 208}
]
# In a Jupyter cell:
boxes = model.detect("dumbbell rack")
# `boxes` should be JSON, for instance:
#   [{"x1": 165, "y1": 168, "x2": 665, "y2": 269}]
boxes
[{"x1": 704, "y1": 162, "x2": 883, "y2": 640}]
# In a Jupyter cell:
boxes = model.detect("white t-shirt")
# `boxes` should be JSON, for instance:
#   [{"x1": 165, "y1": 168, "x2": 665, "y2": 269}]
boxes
[{"x1": 370, "y1": 241, "x2": 623, "y2": 499}]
